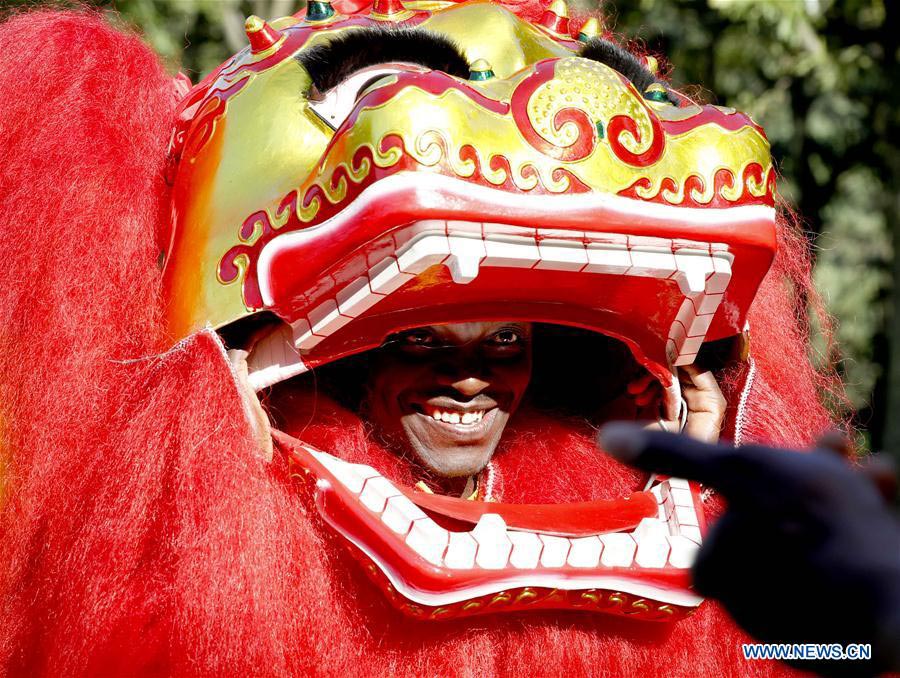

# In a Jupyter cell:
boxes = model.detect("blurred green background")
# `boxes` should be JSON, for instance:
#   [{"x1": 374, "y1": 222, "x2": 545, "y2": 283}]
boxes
[{"x1": 14, "y1": 0, "x2": 900, "y2": 451}]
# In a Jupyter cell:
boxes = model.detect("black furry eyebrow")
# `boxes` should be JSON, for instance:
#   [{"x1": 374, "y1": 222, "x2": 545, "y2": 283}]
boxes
[
  {"x1": 297, "y1": 27, "x2": 470, "y2": 93},
  {"x1": 579, "y1": 38, "x2": 679, "y2": 105}
]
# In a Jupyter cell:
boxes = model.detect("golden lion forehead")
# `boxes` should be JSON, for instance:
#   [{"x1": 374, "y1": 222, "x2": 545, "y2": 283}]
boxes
[
  {"x1": 295, "y1": 23, "x2": 668, "y2": 100},
  {"x1": 231, "y1": 0, "x2": 664, "y2": 95},
  {"x1": 163, "y1": 0, "x2": 773, "y2": 348}
]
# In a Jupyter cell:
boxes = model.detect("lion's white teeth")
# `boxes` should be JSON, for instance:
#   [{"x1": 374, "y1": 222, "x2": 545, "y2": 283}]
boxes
[
  {"x1": 462, "y1": 412, "x2": 475, "y2": 424},
  {"x1": 432, "y1": 411, "x2": 441, "y2": 421}
]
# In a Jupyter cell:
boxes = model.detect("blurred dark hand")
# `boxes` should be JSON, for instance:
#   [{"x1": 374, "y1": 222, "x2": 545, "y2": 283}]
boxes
[{"x1": 600, "y1": 423, "x2": 900, "y2": 677}]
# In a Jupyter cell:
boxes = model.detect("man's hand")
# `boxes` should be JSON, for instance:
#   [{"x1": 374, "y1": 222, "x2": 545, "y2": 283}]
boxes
[
  {"x1": 627, "y1": 366, "x2": 726, "y2": 442},
  {"x1": 599, "y1": 423, "x2": 900, "y2": 676}
]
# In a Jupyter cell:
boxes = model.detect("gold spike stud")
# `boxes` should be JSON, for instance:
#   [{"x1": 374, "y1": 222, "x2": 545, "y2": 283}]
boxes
[
  {"x1": 577, "y1": 17, "x2": 602, "y2": 43},
  {"x1": 244, "y1": 15, "x2": 283, "y2": 54},
  {"x1": 538, "y1": 0, "x2": 570, "y2": 37},
  {"x1": 548, "y1": 0, "x2": 569, "y2": 19},
  {"x1": 245, "y1": 14, "x2": 264, "y2": 33},
  {"x1": 644, "y1": 55, "x2": 659, "y2": 75}
]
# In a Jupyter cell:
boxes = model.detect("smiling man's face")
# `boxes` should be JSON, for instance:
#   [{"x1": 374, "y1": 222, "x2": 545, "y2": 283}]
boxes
[{"x1": 366, "y1": 321, "x2": 532, "y2": 478}]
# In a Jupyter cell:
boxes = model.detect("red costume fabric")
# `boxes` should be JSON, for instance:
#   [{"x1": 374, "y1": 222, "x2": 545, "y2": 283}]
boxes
[{"x1": 0, "y1": 8, "x2": 837, "y2": 677}]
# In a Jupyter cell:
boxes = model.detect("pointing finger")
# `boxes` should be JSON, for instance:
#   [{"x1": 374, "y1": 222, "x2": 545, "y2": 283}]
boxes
[{"x1": 598, "y1": 422, "x2": 824, "y2": 509}]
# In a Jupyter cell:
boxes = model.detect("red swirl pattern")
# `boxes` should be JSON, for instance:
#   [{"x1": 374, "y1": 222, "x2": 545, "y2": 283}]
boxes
[
  {"x1": 606, "y1": 112, "x2": 665, "y2": 167},
  {"x1": 510, "y1": 60, "x2": 597, "y2": 162},
  {"x1": 510, "y1": 59, "x2": 666, "y2": 167},
  {"x1": 617, "y1": 163, "x2": 776, "y2": 208}
]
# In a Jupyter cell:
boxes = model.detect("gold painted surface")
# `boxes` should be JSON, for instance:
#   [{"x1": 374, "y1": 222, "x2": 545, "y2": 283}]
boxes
[
  {"x1": 578, "y1": 16, "x2": 601, "y2": 40},
  {"x1": 271, "y1": 15, "x2": 302, "y2": 29},
  {"x1": 164, "y1": 0, "x2": 772, "y2": 339},
  {"x1": 515, "y1": 587, "x2": 539, "y2": 604},
  {"x1": 404, "y1": 0, "x2": 456, "y2": 9},
  {"x1": 548, "y1": 0, "x2": 568, "y2": 19},
  {"x1": 527, "y1": 58, "x2": 654, "y2": 154},
  {"x1": 421, "y1": 2, "x2": 573, "y2": 78},
  {"x1": 370, "y1": 8, "x2": 416, "y2": 21},
  {"x1": 279, "y1": 59, "x2": 770, "y2": 222},
  {"x1": 164, "y1": 55, "x2": 332, "y2": 337}
]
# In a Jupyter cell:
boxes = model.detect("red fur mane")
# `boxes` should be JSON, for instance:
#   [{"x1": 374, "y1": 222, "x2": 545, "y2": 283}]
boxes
[{"x1": 0, "y1": 8, "x2": 830, "y2": 676}]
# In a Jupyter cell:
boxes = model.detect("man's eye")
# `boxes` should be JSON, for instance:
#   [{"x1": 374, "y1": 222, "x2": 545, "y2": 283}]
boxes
[
  {"x1": 489, "y1": 330, "x2": 522, "y2": 345},
  {"x1": 403, "y1": 331, "x2": 436, "y2": 346}
]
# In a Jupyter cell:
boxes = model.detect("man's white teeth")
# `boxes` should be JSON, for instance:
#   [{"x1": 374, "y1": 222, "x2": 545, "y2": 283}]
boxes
[{"x1": 428, "y1": 408, "x2": 485, "y2": 425}]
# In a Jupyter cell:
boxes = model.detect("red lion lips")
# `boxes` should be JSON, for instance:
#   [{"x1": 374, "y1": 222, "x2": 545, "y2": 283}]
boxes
[{"x1": 276, "y1": 430, "x2": 706, "y2": 622}]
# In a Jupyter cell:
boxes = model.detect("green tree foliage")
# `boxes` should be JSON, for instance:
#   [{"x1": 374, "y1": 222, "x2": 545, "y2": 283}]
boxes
[{"x1": 105, "y1": 0, "x2": 288, "y2": 76}]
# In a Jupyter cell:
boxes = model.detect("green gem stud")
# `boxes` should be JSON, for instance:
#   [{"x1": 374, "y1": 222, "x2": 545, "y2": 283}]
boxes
[
  {"x1": 306, "y1": 0, "x2": 335, "y2": 22},
  {"x1": 644, "y1": 83, "x2": 669, "y2": 103},
  {"x1": 469, "y1": 58, "x2": 495, "y2": 82}
]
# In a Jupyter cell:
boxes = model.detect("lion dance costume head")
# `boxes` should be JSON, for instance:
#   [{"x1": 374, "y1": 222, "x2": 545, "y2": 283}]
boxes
[{"x1": 0, "y1": 1, "x2": 837, "y2": 675}]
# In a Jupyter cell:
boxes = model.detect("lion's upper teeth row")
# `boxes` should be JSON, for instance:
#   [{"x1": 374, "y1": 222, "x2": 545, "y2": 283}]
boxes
[
  {"x1": 428, "y1": 408, "x2": 485, "y2": 424},
  {"x1": 309, "y1": 448, "x2": 702, "y2": 572},
  {"x1": 249, "y1": 220, "x2": 734, "y2": 392}
]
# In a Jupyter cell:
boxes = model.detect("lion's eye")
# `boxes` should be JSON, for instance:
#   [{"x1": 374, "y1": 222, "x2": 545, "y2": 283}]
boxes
[{"x1": 308, "y1": 63, "x2": 427, "y2": 130}]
